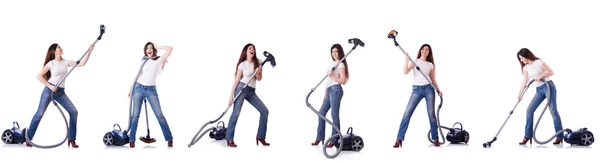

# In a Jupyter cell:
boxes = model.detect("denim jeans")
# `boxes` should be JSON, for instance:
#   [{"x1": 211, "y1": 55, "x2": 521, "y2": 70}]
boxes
[
  {"x1": 315, "y1": 84, "x2": 344, "y2": 140},
  {"x1": 27, "y1": 85, "x2": 78, "y2": 140},
  {"x1": 524, "y1": 80, "x2": 563, "y2": 138},
  {"x1": 226, "y1": 82, "x2": 270, "y2": 141},
  {"x1": 129, "y1": 82, "x2": 173, "y2": 142},
  {"x1": 396, "y1": 84, "x2": 439, "y2": 141}
]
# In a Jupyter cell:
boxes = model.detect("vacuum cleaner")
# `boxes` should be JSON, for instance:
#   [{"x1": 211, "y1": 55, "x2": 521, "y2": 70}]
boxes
[
  {"x1": 187, "y1": 51, "x2": 277, "y2": 147},
  {"x1": 387, "y1": 30, "x2": 470, "y2": 145},
  {"x1": 4, "y1": 24, "x2": 106, "y2": 149},
  {"x1": 102, "y1": 55, "x2": 158, "y2": 146},
  {"x1": 483, "y1": 79, "x2": 594, "y2": 147},
  {"x1": 2, "y1": 122, "x2": 26, "y2": 144},
  {"x1": 305, "y1": 38, "x2": 365, "y2": 159}
]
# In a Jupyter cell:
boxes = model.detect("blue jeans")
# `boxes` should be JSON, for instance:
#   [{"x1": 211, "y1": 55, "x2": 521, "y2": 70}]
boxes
[
  {"x1": 524, "y1": 80, "x2": 563, "y2": 138},
  {"x1": 27, "y1": 85, "x2": 78, "y2": 140},
  {"x1": 396, "y1": 84, "x2": 439, "y2": 141},
  {"x1": 226, "y1": 82, "x2": 270, "y2": 141},
  {"x1": 315, "y1": 84, "x2": 344, "y2": 140},
  {"x1": 129, "y1": 82, "x2": 173, "y2": 142}
]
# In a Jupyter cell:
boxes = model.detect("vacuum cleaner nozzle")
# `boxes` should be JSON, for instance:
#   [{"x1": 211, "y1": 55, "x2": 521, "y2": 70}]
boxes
[{"x1": 140, "y1": 136, "x2": 156, "y2": 143}]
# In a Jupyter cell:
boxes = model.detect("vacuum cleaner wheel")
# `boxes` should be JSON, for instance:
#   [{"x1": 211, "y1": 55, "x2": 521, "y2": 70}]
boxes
[
  {"x1": 103, "y1": 132, "x2": 114, "y2": 146},
  {"x1": 579, "y1": 131, "x2": 594, "y2": 146},
  {"x1": 350, "y1": 136, "x2": 364, "y2": 151},
  {"x1": 463, "y1": 131, "x2": 470, "y2": 143},
  {"x1": 2, "y1": 130, "x2": 13, "y2": 144}
]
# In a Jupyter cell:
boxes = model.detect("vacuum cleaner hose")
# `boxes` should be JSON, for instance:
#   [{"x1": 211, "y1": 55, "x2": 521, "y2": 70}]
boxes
[
  {"x1": 126, "y1": 56, "x2": 155, "y2": 135},
  {"x1": 532, "y1": 79, "x2": 569, "y2": 144},
  {"x1": 188, "y1": 51, "x2": 276, "y2": 148},
  {"x1": 24, "y1": 25, "x2": 106, "y2": 148},
  {"x1": 305, "y1": 39, "x2": 364, "y2": 159}
]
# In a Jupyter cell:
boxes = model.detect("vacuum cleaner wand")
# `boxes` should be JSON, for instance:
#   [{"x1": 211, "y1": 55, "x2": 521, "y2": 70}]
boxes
[
  {"x1": 388, "y1": 30, "x2": 451, "y2": 145},
  {"x1": 24, "y1": 24, "x2": 106, "y2": 149},
  {"x1": 188, "y1": 51, "x2": 277, "y2": 148},
  {"x1": 482, "y1": 79, "x2": 537, "y2": 148},
  {"x1": 305, "y1": 38, "x2": 364, "y2": 159},
  {"x1": 139, "y1": 99, "x2": 156, "y2": 143}
]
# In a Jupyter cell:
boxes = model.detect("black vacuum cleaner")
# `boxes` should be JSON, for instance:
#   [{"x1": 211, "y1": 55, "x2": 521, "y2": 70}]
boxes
[
  {"x1": 305, "y1": 38, "x2": 365, "y2": 159},
  {"x1": 187, "y1": 51, "x2": 277, "y2": 147},
  {"x1": 103, "y1": 55, "x2": 157, "y2": 146},
  {"x1": 2, "y1": 122, "x2": 26, "y2": 144},
  {"x1": 387, "y1": 30, "x2": 470, "y2": 145},
  {"x1": 208, "y1": 121, "x2": 227, "y2": 140},
  {"x1": 483, "y1": 79, "x2": 594, "y2": 147},
  {"x1": 6, "y1": 25, "x2": 106, "y2": 149}
]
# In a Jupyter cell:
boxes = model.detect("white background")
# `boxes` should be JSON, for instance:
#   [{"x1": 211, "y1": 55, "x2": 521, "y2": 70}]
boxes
[{"x1": 1, "y1": 0, "x2": 598, "y2": 162}]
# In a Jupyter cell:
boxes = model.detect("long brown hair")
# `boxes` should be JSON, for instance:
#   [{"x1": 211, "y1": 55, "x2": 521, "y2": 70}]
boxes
[
  {"x1": 517, "y1": 48, "x2": 540, "y2": 72},
  {"x1": 417, "y1": 44, "x2": 435, "y2": 65},
  {"x1": 331, "y1": 44, "x2": 349, "y2": 79},
  {"x1": 42, "y1": 43, "x2": 61, "y2": 81},
  {"x1": 234, "y1": 43, "x2": 259, "y2": 75}
]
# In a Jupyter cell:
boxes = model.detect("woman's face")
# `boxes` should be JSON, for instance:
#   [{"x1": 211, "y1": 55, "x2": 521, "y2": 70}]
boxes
[
  {"x1": 246, "y1": 45, "x2": 255, "y2": 59},
  {"x1": 55, "y1": 45, "x2": 63, "y2": 56},
  {"x1": 420, "y1": 46, "x2": 430, "y2": 58},
  {"x1": 145, "y1": 44, "x2": 155, "y2": 57},
  {"x1": 331, "y1": 48, "x2": 339, "y2": 60},
  {"x1": 518, "y1": 55, "x2": 531, "y2": 64}
]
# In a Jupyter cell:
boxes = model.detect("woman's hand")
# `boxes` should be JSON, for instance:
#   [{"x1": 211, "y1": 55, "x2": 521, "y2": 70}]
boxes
[
  {"x1": 255, "y1": 67, "x2": 262, "y2": 73},
  {"x1": 228, "y1": 95, "x2": 234, "y2": 107},
  {"x1": 48, "y1": 85, "x2": 58, "y2": 92},
  {"x1": 535, "y1": 75, "x2": 544, "y2": 81},
  {"x1": 437, "y1": 90, "x2": 443, "y2": 96}
]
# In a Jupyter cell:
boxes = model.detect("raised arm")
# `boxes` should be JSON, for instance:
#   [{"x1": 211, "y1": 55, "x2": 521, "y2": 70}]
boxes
[
  {"x1": 403, "y1": 54, "x2": 414, "y2": 75},
  {"x1": 68, "y1": 44, "x2": 95, "y2": 67},
  {"x1": 157, "y1": 45, "x2": 173, "y2": 64}
]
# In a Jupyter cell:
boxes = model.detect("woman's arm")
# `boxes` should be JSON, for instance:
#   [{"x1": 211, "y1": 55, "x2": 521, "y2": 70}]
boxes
[
  {"x1": 329, "y1": 68, "x2": 348, "y2": 85},
  {"x1": 157, "y1": 45, "x2": 173, "y2": 64},
  {"x1": 229, "y1": 68, "x2": 244, "y2": 105},
  {"x1": 403, "y1": 54, "x2": 414, "y2": 75},
  {"x1": 535, "y1": 62, "x2": 554, "y2": 80},
  {"x1": 518, "y1": 70, "x2": 529, "y2": 101},
  {"x1": 68, "y1": 44, "x2": 94, "y2": 67},
  {"x1": 255, "y1": 59, "x2": 263, "y2": 81},
  {"x1": 429, "y1": 67, "x2": 442, "y2": 95},
  {"x1": 37, "y1": 65, "x2": 53, "y2": 88}
]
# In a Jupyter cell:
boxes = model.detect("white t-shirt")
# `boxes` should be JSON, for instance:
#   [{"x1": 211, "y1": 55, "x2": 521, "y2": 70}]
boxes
[
  {"x1": 326, "y1": 61, "x2": 345, "y2": 88},
  {"x1": 524, "y1": 59, "x2": 551, "y2": 87},
  {"x1": 137, "y1": 56, "x2": 165, "y2": 86},
  {"x1": 238, "y1": 60, "x2": 260, "y2": 88},
  {"x1": 413, "y1": 59, "x2": 435, "y2": 86},
  {"x1": 47, "y1": 59, "x2": 71, "y2": 88}
]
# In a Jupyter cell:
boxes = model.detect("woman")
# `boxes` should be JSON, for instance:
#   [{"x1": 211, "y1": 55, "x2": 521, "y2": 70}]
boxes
[
  {"x1": 26, "y1": 43, "x2": 94, "y2": 148},
  {"x1": 310, "y1": 44, "x2": 349, "y2": 148},
  {"x1": 393, "y1": 44, "x2": 442, "y2": 147},
  {"x1": 128, "y1": 42, "x2": 174, "y2": 148},
  {"x1": 225, "y1": 43, "x2": 271, "y2": 147},
  {"x1": 516, "y1": 48, "x2": 564, "y2": 145}
]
